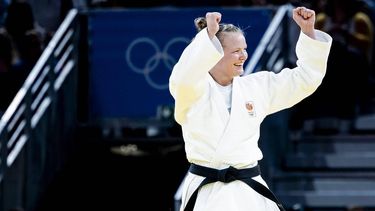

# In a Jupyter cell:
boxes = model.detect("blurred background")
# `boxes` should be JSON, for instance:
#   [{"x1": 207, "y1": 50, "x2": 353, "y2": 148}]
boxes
[{"x1": 0, "y1": 0, "x2": 375, "y2": 210}]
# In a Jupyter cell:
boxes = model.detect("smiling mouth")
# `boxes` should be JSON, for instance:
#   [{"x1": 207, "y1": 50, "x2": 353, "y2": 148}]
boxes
[{"x1": 234, "y1": 63, "x2": 243, "y2": 67}]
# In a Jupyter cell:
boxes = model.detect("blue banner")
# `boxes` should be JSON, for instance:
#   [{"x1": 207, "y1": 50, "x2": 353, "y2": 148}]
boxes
[{"x1": 88, "y1": 8, "x2": 272, "y2": 119}]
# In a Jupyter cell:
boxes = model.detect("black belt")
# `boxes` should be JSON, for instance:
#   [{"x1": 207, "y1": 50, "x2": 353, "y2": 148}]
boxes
[{"x1": 184, "y1": 163, "x2": 285, "y2": 211}]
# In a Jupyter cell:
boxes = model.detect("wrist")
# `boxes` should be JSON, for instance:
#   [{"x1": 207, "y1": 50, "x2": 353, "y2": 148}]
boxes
[
  {"x1": 206, "y1": 28, "x2": 215, "y2": 40},
  {"x1": 302, "y1": 29, "x2": 316, "y2": 39}
]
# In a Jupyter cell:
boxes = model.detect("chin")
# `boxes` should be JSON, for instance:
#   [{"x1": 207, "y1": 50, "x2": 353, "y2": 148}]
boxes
[{"x1": 235, "y1": 69, "x2": 244, "y2": 76}]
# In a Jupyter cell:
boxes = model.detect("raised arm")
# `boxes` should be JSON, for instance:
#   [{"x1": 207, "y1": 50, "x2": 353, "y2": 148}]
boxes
[
  {"x1": 262, "y1": 7, "x2": 333, "y2": 115},
  {"x1": 169, "y1": 12, "x2": 224, "y2": 124}
]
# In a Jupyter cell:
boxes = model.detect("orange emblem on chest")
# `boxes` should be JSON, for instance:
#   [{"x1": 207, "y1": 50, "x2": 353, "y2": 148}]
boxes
[{"x1": 246, "y1": 102, "x2": 253, "y2": 112}]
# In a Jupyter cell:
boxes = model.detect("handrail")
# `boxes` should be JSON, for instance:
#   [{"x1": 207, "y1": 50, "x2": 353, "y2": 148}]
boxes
[
  {"x1": 0, "y1": 8, "x2": 78, "y2": 169},
  {"x1": 0, "y1": 8, "x2": 80, "y2": 211},
  {"x1": 244, "y1": 4, "x2": 293, "y2": 75}
]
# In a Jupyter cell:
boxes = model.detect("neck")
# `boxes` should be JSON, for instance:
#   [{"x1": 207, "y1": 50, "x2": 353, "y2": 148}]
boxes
[{"x1": 209, "y1": 68, "x2": 233, "y2": 86}]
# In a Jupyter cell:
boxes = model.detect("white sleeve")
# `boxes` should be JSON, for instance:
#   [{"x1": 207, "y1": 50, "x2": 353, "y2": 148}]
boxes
[
  {"x1": 169, "y1": 28, "x2": 224, "y2": 124},
  {"x1": 264, "y1": 29, "x2": 333, "y2": 115}
]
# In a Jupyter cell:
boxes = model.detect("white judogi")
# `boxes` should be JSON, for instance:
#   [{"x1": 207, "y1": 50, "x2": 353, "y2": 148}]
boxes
[{"x1": 169, "y1": 28, "x2": 332, "y2": 211}]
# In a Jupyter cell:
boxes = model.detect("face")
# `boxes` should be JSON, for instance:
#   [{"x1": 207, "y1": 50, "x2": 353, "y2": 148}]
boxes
[{"x1": 217, "y1": 32, "x2": 248, "y2": 77}]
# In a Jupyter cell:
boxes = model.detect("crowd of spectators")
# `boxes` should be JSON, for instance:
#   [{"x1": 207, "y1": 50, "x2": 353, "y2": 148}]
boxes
[{"x1": 0, "y1": 0, "x2": 74, "y2": 116}]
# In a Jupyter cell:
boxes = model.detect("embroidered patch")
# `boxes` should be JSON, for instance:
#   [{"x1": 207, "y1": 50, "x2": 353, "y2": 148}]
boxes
[{"x1": 245, "y1": 101, "x2": 256, "y2": 117}]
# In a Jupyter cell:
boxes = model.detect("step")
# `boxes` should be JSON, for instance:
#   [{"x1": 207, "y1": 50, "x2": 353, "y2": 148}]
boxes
[
  {"x1": 355, "y1": 114, "x2": 375, "y2": 131},
  {"x1": 291, "y1": 134, "x2": 375, "y2": 143},
  {"x1": 271, "y1": 170, "x2": 375, "y2": 208},
  {"x1": 276, "y1": 190, "x2": 375, "y2": 207},
  {"x1": 291, "y1": 135, "x2": 375, "y2": 154},
  {"x1": 284, "y1": 153, "x2": 375, "y2": 169},
  {"x1": 274, "y1": 177, "x2": 375, "y2": 192},
  {"x1": 293, "y1": 141, "x2": 375, "y2": 154},
  {"x1": 272, "y1": 170, "x2": 375, "y2": 179}
]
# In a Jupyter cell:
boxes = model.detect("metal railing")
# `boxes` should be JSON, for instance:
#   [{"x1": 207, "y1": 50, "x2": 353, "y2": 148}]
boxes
[
  {"x1": 244, "y1": 4, "x2": 294, "y2": 75},
  {"x1": 0, "y1": 9, "x2": 80, "y2": 211}
]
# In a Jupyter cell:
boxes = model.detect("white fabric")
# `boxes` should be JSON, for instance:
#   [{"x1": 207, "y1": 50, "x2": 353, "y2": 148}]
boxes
[
  {"x1": 215, "y1": 81, "x2": 233, "y2": 113},
  {"x1": 169, "y1": 28, "x2": 332, "y2": 211}
]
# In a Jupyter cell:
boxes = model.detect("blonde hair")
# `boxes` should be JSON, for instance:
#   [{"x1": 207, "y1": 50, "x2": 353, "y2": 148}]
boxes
[{"x1": 194, "y1": 17, "x2": 244, "y2": 44}]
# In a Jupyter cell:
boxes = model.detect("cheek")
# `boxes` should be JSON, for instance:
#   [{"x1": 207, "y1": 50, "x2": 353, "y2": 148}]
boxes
[
  {"x1": 222, "y1": 55, "x2": 233, "y2": 64},
  {"x1": 227, "y1": 54, "x2": 238, "y2": 61}
]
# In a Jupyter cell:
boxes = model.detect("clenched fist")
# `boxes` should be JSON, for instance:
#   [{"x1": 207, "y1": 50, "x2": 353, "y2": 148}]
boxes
[
  {"x1": 206, "y1": 12, "x2": 221, "y2": 39},
  {"x1": 293, "y1": 7, "x2": 316, "y2": 39}
]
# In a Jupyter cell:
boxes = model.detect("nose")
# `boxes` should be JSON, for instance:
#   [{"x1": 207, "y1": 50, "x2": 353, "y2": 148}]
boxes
[{"x1": 240, "y1": 50, "x2": 247, "y2": 60}]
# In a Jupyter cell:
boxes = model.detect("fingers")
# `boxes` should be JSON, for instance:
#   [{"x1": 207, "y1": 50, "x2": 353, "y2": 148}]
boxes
[
  {"x1": 206, "y1": 12, "x2": 222, "y2": 24},
  {"x1": 292, "y1": 7, "x2": 316, "y2": 39},
  {"x1": 293, "y1": 7, "x2": 315, "y2": 20},
  {"x1": 206, "y1": 12, "x2": 221, "y2": 39}
]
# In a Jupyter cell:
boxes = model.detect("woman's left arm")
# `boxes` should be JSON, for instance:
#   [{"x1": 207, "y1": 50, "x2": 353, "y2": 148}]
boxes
[{"x1": 264, "y1": 7, "x2": 333, "y2": 115}]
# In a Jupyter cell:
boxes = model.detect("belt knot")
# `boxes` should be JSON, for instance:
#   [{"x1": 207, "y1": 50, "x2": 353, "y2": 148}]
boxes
[{"x1": 218, "y1": 166, "x2": 237, "y2": 183}]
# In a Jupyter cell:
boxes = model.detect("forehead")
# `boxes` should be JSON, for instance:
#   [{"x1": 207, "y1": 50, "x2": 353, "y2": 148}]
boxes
[{"x1": 221, "y1": 32, "x2": 247, "y2": 49}]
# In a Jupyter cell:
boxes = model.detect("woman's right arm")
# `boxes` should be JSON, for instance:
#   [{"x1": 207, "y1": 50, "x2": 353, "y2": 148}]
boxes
[{"x1": 169, "y1": 28, "x2": 223, "y2": 124}]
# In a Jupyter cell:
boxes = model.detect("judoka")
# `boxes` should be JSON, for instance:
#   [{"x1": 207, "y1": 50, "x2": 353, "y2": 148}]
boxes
[{"x1": 169, "y1": 6, "x2": 332, "y2": 211}]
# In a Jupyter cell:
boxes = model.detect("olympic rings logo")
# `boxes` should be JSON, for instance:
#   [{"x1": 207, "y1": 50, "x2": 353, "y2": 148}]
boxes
[{"x1": 125, "y1": 37, "x2": 190, "y2": 90}]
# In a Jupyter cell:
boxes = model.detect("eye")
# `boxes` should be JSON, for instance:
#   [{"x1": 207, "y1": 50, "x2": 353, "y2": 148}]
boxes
[{"x1": 234, "y1": 49, "x2": 247, "y2": 53}]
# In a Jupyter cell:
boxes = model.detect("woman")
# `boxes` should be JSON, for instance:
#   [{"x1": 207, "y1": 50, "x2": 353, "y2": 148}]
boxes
[{"x1": 169, "y1": 7, "x2": 332, "y2": 211}]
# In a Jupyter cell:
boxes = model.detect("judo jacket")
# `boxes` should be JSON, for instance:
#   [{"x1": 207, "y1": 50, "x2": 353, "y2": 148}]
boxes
[{"x1": 169, "y1": 28, "x2": 332, "y2": 211}]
